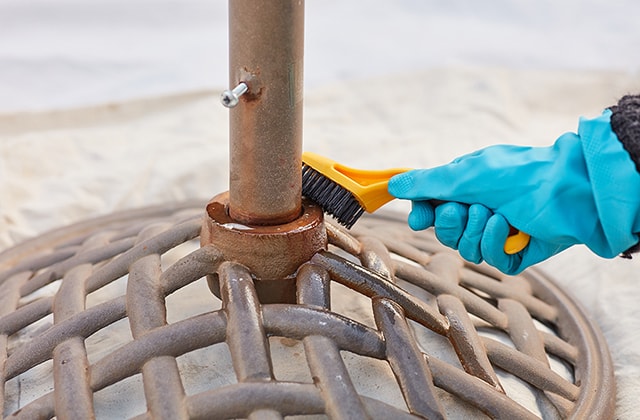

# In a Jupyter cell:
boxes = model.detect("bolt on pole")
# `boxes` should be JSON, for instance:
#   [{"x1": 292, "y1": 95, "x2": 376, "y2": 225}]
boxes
[{"x1": 227, "y1": 0, "x2": 305, "y2": 226}]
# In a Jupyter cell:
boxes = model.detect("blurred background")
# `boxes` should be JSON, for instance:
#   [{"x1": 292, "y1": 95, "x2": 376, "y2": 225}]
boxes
[{"x1": 0, "y1": 0, "x2": 638, "y2": 112}]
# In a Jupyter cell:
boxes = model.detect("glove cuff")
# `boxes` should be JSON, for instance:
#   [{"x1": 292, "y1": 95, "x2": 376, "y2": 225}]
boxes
[{"x1": 579, "y1": 110, "x2": 640, "y2": 257}]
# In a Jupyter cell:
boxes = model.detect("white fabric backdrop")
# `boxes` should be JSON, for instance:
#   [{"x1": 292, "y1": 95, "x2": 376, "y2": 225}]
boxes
[{"x1": 1, "y1": 0, "x2": 638, "y2": 113}]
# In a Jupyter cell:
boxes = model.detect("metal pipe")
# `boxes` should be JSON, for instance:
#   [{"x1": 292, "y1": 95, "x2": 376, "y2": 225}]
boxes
[{"x1": 228, "y1": 0, "x2": 305, "y2": 225}]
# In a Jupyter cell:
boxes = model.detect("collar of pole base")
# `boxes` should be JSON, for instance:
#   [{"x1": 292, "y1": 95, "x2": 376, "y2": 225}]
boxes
[{"x1": 201, "y1": 191, "x2": 327, "y2": 303}]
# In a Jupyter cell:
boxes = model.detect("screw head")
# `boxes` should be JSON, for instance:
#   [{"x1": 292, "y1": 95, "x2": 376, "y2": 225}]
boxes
[
  {"x1": 221, "y1": 90, "x2": 240, "y2": 108},
  {"x1": 221, "y1": 82, "x2": 249, "y2": 108}
]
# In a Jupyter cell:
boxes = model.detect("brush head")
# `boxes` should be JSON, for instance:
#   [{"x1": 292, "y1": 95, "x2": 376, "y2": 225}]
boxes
[{"x1": 301, "y1": 163, "x2": 365, "y2": 229}]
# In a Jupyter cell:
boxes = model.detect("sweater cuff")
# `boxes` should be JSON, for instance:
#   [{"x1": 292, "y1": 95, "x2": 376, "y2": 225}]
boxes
[
  {"x1": 608, "y1": 94, "x2": 640, "y2": 256},
  {"x1": 609, "y1": 94, "x2": 640, "y2": 172}
]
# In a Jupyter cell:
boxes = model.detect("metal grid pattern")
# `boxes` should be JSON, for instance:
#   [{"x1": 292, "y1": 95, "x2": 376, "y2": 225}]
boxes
[{"x1": 0, "y1": 203, "x2": 614, "y2": 419}]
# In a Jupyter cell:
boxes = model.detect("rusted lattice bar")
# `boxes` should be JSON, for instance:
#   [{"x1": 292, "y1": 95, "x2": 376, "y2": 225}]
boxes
[
  {"x1": 0, "y1": 203, "x2": 616, "y2": 418},
  {"x1": 437, "y1": 294, "x2": 504, "y2": 391},
  {"x1": 52, "y1": 264, "x2": 94, "y2": 419},
  {"x1": 129, "y1": 254, "x2": 189, "y2": 420},
  {"x1": 304, "y1": 335, "x2": 369, "y2": 418},
  {"x1": 373, "y1": 297, "x2": 445, "y2": 418},
  {"x1": 219, "y1": 261, "x2": 274, "y2": 383}
]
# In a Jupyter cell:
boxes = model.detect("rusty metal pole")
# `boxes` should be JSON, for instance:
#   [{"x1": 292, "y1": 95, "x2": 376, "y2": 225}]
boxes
[
  {"x1": 227, "y1": 0, "x2": 304, "y2": 226},
  {"x1": 203, "y1": 0, "x2": 325, "y2": 303}
]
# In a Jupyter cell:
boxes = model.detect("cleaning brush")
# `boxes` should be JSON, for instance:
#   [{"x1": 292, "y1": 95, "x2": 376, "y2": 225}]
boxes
[{"x1": 301, "y1": 151, "x2": 530, "y2": 254}]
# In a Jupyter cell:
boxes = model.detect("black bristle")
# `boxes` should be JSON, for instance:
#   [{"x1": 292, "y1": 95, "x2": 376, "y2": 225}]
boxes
[{"x1": 301, "y1": 163, "x2": 365, "y2": 229}]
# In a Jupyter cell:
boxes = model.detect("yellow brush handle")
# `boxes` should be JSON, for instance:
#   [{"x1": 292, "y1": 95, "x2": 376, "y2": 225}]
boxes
[
  {"x1": 504, "y1": 231, "x2": 531, "y2": 255},
  {"x1": 302, "y1": 152, "x2": 531, "y2": 254}
]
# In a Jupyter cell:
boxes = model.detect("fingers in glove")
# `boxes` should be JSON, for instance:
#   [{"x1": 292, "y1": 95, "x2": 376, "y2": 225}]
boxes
[
  {"x1": 434, "y1": 202, "x2": 469, "y2": 250},
  {"x1": 407, "y1": 200, "x2": 435, "y2": 231},
  {"x1": 458, "y1": 204, "x2": 493, "y2": 264},
  {"x1": 481, "y1": 214, "x2": 523, "y2": 275}
]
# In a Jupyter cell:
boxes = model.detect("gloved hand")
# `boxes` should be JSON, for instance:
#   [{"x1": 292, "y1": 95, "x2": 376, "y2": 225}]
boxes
[{"x1": 388, "y1": 111, "x2": 640, "y2": 274}]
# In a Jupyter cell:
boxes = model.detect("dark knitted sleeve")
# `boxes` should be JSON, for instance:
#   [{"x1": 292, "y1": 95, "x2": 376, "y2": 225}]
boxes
[
  {"x1": 608, "y1": 94, "x2": 640, "y2": 257},
  {"x1": 609, "y1": 94, "x2": 640, "y2": 172}
]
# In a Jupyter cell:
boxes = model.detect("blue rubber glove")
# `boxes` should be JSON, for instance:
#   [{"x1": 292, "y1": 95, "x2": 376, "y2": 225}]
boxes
[{"x1": 388, "y1": 110, "x2": 640, "y2": 274}]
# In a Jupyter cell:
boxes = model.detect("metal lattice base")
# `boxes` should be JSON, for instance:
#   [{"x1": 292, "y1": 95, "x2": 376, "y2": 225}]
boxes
[{"x1": 0, "y1": 202, "x2": 614, "y2": 419}]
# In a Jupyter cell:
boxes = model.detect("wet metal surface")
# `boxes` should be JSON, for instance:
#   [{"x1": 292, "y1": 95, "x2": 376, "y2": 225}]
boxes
[{"x1": 0, "y1": 203, "x2": 615, "y2": 419}]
